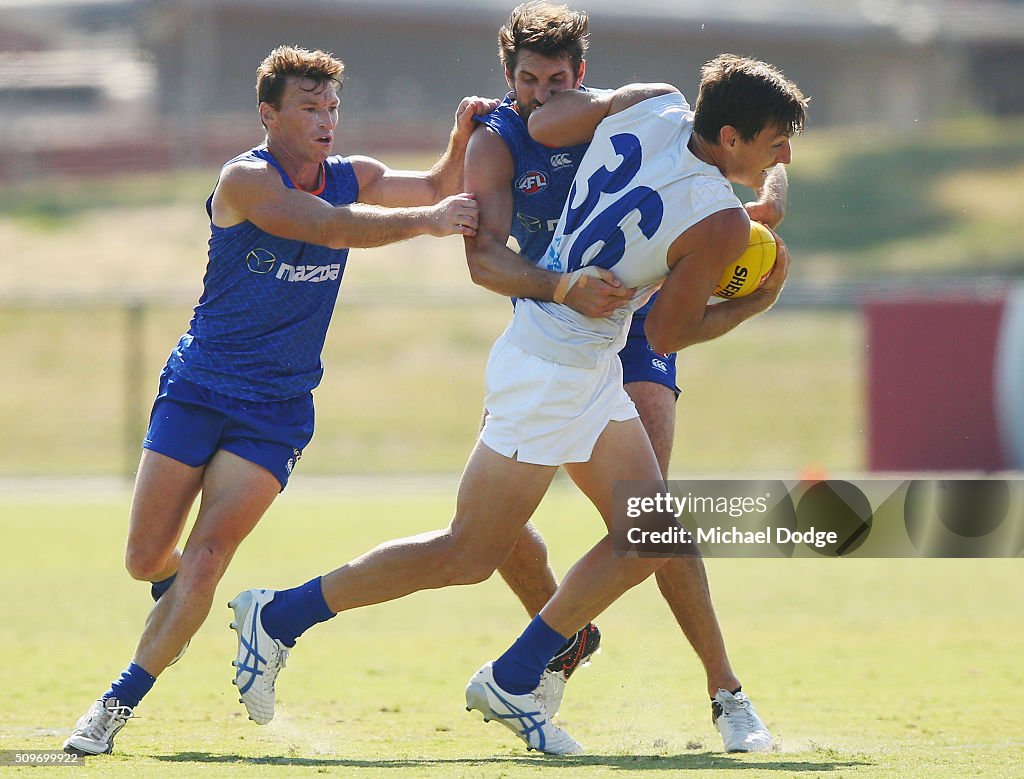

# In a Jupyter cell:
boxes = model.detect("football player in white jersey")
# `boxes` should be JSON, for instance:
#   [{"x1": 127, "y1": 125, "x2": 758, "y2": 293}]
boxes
[
  {"x1": 463, "y1": 54, "x2": 806, "y2": 755},
  {"x1": 464, "y1": 3, "x2": 791, "y2": 741},
  {"x1": 464, "y1": 6, "x2": 790, "y2": 737}
]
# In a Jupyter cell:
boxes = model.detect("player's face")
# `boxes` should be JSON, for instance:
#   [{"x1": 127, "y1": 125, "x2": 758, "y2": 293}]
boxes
[
  {"x1": 733, "y1": 126, "x2": 792, "y2": 189},
  {"x1": 261, "y1": 77, "x2": 340, "y2": 164},
  {"x1": 506, "y1": 50, "x2": 584, "y2": 120}
]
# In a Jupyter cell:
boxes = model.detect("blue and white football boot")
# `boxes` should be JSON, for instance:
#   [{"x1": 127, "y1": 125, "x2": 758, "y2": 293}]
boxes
[
  {"x1": 229, "y1": 588, "x2": 288, "y2": 725},
  {"x1": 465, "y1": 661, "x2": 582, "y2": 755}
]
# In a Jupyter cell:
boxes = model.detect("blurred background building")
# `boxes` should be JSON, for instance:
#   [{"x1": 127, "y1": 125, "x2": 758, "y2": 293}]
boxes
[{"x1": 2, "y1": 0, "x2": 1024, "y2": 176}]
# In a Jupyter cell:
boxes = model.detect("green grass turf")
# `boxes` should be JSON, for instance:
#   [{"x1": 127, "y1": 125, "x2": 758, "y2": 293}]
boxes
[{"x1": 1, "y1": 484, "x2": 1022, "y2": 776}]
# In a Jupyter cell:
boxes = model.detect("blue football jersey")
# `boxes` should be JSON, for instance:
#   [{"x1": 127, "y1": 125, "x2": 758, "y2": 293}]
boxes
[
  {"x1": 475, "y1": 92, "x2": 590, "y2": 264},
  {"x1": 166, "y1": 146, "x2": 359, "y2": 401},
  {"x1": 476, "y1": 91, "x2": 656, "y2": 318}
]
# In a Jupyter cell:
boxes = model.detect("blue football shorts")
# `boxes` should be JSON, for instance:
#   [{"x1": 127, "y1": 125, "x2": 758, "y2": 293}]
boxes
[
  {"x1": 142, "y1": 368, "x2": 315, "y2": 490},
  {"x1": 618, "y1": 314, "x2": 681, "y2": 397}
]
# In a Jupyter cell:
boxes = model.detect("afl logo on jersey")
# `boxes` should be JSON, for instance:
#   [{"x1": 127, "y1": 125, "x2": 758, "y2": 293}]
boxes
[
  {"x1": 515, "y1": 170, "x2": 548, "y2": 195},
  {"x1": 246, "y1": 248, "x2": 277, "y2": 274}
]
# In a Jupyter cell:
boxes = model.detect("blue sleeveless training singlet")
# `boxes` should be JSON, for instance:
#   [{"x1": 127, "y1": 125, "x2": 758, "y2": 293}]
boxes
[{"x1": 166, "y1": 146, "x2": 359, "y2": 401}]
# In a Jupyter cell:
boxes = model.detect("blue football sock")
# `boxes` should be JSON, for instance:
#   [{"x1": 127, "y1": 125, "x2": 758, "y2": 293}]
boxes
[
  {"x1": 259, "y1": 576, "x2": 335, "y2": 648},
  {"x1": 103, "y1": 662, "x2": 156, "y2": 708},
  {"x1": 492, "y1": 615, "x2": 569, "y2": 694},
  {"x1": 150, "y1": 573, "x2": 177, "y2": 602}
]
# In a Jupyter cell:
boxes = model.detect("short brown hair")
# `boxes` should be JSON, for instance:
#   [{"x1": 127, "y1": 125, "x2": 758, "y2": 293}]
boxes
[
  {"x1": 498, "y1": 2, "x2": 589, "y2": 76},
  {"x1": 256, "y1": 45, "x2": 345, "y2": 109},
  {"x1": 693, "y1": 54, "x2": 808, "y2": 144}
]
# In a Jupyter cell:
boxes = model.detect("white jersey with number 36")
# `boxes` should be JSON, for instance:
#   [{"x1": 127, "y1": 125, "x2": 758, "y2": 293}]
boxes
[{"x1": 506, "y1": 91, "x2": 742, "y2": 368}]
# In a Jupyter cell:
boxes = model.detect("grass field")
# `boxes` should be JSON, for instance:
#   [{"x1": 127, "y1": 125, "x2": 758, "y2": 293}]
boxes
[{"x1": 2, "y1": 484, "x2": 1022, "y2": 777}]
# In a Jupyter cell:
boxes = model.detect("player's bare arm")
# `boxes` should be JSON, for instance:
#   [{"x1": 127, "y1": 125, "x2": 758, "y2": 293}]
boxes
[
  {"x1": 744, "y1": 164, "x2": 788, "y2": 229},
  {"x1": 352, "y1": 96, "x2": 499, "y2": 208},
  {"x1": 463, "y1": 127, "x2": 631, "y2": 317},
  {"x1": 528, "y1": 83, "x2": 678, "y2": 148},
  {"x1": 212, "y1": 159, "x2": 478, "y2": 248},
  {"x1": 645, "y1": 207, "x2": 788, "y2": 353}
]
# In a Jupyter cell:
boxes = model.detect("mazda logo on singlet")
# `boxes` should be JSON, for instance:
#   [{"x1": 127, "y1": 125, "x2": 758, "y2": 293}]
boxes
[{"x1": 246, "y1": 248, "x2": 277, "y2": 274}]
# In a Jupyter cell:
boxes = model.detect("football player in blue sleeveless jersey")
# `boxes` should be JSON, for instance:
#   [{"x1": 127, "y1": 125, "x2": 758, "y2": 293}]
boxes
[{"x1": 63, "y1": 44, "x2": 494, "y2": 756}]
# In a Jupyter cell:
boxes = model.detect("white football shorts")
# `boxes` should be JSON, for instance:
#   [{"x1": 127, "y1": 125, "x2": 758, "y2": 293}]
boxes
[{"x1": 480, "y1": 332, "x2": 639, "y2": 466}]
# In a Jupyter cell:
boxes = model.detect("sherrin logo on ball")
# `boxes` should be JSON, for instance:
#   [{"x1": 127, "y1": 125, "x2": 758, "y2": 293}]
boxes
[{"x1": 712, "y1": 221, "x2": 777, "y2": 299}]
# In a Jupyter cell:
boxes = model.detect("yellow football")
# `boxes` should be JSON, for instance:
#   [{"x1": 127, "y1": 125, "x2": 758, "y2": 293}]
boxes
[{"x1": 712, "y1": 221, "x2": 777, "y2": 299}]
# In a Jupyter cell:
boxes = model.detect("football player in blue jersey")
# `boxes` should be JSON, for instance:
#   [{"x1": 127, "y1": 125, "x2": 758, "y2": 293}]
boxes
[
  {"x1": 463, "y1": 1, "x2": 788, "y2": 748},
  {"x1": 63, "y1": 44, "x2": 496, "y2": 756}
]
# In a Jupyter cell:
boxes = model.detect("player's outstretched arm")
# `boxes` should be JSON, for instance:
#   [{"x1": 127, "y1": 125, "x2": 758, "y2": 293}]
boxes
[
  {"x1": 528, "y1": 83, "x2": 678, "y2": 148},
  {"x1": 646, "y1": 209, "x2": 789, "y2": 353},
  {"x1": 462, "y1": 128, "x2": 632, "y2": 317},
  {"x1": 212, "y1": 160, "x2": 478, "y2": 249},
  {"x1": 352, "y1": 96, "x2": 499, "y2": 209}
]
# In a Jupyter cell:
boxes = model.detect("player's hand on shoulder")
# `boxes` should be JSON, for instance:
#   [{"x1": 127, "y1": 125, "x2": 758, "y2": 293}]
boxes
[
  {"x1": 564, "y1": 266, "x2": 636, "y2": 318},
  {"x1": 430, "y1": 192, "x2": 479, "y2": 237},
  {"x1": 454, "y1": 95, "x2": 501, "y2": 139}
]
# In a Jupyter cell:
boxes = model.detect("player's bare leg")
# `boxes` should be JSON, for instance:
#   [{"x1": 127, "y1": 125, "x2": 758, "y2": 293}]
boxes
[
  {"x1": 319, "y1": 440, "x2": 558, "y2": 612},
  {"x1": 123, "y1": 450, "x2": 205, "y2": 667},
  {"x1": 552, "y1": 418, "x2": 678, "y2": 633},
  {"x1": 231, "y1": 440, "x2": 565, "y2": 726},
  {"x1": 497, "y1": 522, "x2": 559, "y2": 616},
  {"x1": 465, "y1": 411, "x2": 595, "y2": 719},
  {"x1": 473, "y1": 407, "x2": 561, "y2": 617},
  {"x1": 124, "y1": 450, "x2": 200, "y2": 585},
  {"x1": 65, "y1": 450, "x2": 280, "y2": 755},
  {"x1": 625, "y1": 381, "x2": 676, "y2": 480},
  {"x1": 467, "y1": 418, "x2": 669, "y2": 755},
  {"x1": 625, "y1": 380, "x2": 741, "y2": 697},
  {"x1": 134, "y1": 451, "x2": 280, "y2": 676}
]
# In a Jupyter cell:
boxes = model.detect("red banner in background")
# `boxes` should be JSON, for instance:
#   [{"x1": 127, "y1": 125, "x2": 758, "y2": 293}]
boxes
[{"x1": 866, "y1": 290, "x2": 1024, "y2": 472}]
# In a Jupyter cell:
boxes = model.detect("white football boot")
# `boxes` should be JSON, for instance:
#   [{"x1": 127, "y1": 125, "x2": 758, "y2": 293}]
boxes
[
  {"x1": 62, "y1": 698, "x2": 134, "y2": 755},
  {"x1": 229, "y1": 588, "x2": 289, "y2": 725},
  {"x1": 712, "y1": 688, "x2": 772, "y2": 752},
  {"x1": 465, "y1": 662, "x2": 582, "y2": 755}
]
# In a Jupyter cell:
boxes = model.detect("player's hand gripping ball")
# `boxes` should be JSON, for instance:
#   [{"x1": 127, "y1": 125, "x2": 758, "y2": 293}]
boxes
[{"x1": 712, "y1": 221, "x2": 777, "y2": 299}]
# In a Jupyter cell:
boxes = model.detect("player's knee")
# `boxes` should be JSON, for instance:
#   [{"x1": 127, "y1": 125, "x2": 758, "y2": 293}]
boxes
[
  {"x1": 177, "y1": 543, "x2": 232, "y2": 591},
  {"x1": 124, "y1": 547, "x2": 166, "y2": 582},
  {"x1": 440, "y1": 547, "x2": 498, "y2": 585},
  {"x1": 457, "y1": 554, "x2": 500, "y2": 585},
  {"x1": 632, "y1": 556, "x2": 670, "y2": 585},
  {"x1": 509, "y1": 524, "x2": 549, "y2": 561},
  {"x1": 436, "y1": 531, "x2": 502, "y2": 586}
]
